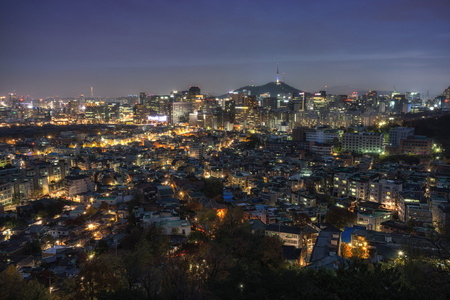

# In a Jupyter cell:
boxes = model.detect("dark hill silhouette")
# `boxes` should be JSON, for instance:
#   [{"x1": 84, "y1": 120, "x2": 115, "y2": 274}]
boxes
[{"x1": 233, "y1": 81, "x2": 302, "y2": 97}]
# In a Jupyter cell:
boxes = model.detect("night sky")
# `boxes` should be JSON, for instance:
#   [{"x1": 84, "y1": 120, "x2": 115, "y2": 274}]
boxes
[{"x1": 1, "y1": 0, "x2": 449, "y2": 98}]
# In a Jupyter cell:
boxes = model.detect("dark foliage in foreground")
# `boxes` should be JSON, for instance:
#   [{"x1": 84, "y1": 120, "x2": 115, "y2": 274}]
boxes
[{"x1": 2, "y1": 208, "x2": 450, "y2": 300}]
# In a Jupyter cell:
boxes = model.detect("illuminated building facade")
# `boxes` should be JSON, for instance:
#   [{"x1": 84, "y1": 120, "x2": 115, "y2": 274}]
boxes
[{"x1": 342, "y1": 132, "x2": 384, "y2": 154}]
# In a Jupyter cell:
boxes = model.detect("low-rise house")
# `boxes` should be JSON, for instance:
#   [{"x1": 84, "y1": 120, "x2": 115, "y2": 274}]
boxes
[
  {"x1": 47, "y1": 225, "x2": 71, "y2": 239},
  {"x1": 265, "y1": 224, "x2": 302, "y2": 249},
  {"x1": 156, "y1": 218, "x2": 191, "y2": 236},
  {"x1": 25, "y1": 225, "x2": 46, "y2": 237},
  {"x1": 356, "y1": 209, "x2": 393, "y2": 231},
  {"x1": 282, "y1": 245, "x2": 302, "y2": 265},
  {"x1": 308, "y1": 224, "x2": 341, "y2": 269},
  {"x1": 137, "y1": 208, "x2": 191, "y2": 237},
  {"x1": 248, "y1": 218, "x2": 266, "y2": 235},
  {"x1": 157, "y1": 185, "x2": 174, "y2": 200}
]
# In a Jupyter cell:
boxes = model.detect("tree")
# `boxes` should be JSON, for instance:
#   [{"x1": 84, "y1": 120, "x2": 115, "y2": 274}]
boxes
[
  {"x1": 203, "y1": 178, "x2": 223, "y2": 199},
  {"x1": 261, "y1": 235, "x2": 284, "y2": 267},
  {"x1": 185, "y1": 165, "x2": 195, "y2": 174},
  {"x1": 219, "y1": 206, "x2": 245, "y2": 229},
  {"x1": 76, "y1": 257, "x2": 123, "y2": 300},
  {"x1": 187, "y1": 201, "x2": 203, "y2": 212},
  {"x1": 171, "y1": 226, "x2": 180, "y2": 235},
  {"x1": 0, "y1": 265, "x2": 23, "y2": 300},
  {"x1": 292, "y1": 212, "x2": 312, "y2": 227},
  {"x1": 0, "y1": 265, "x2": 50, "y2": 300},
  {"x1": 34, "y1": 200, "x2": 65, "y2": 219},
  {"x1": 325, "y1": 206, "x2": 356, "y2": 229},
  {"x1": 20, "y1": 279, "x2": 50, "y2": 300},
  {"x1": 197, "y1": 209, "x2": 219, "y2": 235},
  {"x1": 159, "y1": 257, "x2": 208, "y2": 300},
  {"x1": 350, "y1": 245, "x2": 369, "y2": 260},
  {"x1": 94, "y1": 239, "x2": 109, "y2": 256},
  {"x1": 333, "y1": 137, "x2": 341, "y2": 152}
]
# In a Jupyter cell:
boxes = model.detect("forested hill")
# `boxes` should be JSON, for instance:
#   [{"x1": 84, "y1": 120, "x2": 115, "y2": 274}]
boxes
[
  {"x1": 404, "y1": 113, "x2": 450, "y2": 158},
  {"x1": 232, "y1": 81, "x2": 302, "y2": 97}
]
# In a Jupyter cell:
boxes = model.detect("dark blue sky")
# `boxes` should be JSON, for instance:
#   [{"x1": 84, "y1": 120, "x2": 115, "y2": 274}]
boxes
[{"x1": 1, "y1": 0, "x2": 449, "y2": 98}]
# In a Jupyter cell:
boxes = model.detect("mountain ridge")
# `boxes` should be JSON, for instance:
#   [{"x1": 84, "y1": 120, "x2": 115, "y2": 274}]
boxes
[{"x1": 228, "y1": 81, "x2": 302, "y2": 97}]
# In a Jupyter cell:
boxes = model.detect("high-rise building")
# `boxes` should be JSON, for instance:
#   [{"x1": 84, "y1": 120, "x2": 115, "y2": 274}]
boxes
[
  {"x1": 134, "y1": 104, "x2": 151, "y2": 124},
  {"x1": 85, "y1": 103, "x2": 110, "y2": 123},
  {"x1": 139, "y1": 92, "x2": 147, "y2": 105},
  {"x1": 443, "y1": 86, "x2": 450, "y2": 100},
  {"x1": 391, "y1": 94, "x2": 407, "y2": 112},
  {"x1": 388, "y1": 127, "x2": 415, "y2": 147},
  {"x1": 245, "y1": 95, "x2": 257, "y2": 108},
  {"x1": 224, "y1": 99, "x2": 235, "y2": 123},
  {"x1": 116, "y1": 104, "x2": 133, "y2": 123},
  {"x1": 367, "y1": 90, "x2": 377, "y2": 106},
  {"x1": 67, "y1": 100, "x2": 79, "y2": 116},
  {"x1": 188, "y1": 86, "x2": 201, "y2": 95},
  {"x1": 341, "y1": 132, "x2": 384, "y2": 153},
  {"x1": 168, "y1": 102, "x2": 192, "y2": 124},
  {"x1": 312, "y1": 91, "x2": 327, "y2": 109},
  {"x1": 147, "y1": 95, "x2": 169, "y2": 114},
  {"x1": 263, "y1": 97, "x2": 277, "y2": 110},
  {"x1": 186, "y1": 86, "x2": 203, "y2": 107},
  {"x1": 406, "y1": 92, "x2": 421, "y2": 103},
  {"x1": 229, "y1": 91, "x2": 248, "y2": 106},
  {"x1": 292, "y1": 92, "x2": 306, "y2": 111},
  {"x1": 234, "y1": 106, "x2": 249, "y2": 125},
  {"x1": 9, "y1": 93, "x2": 17, "y2": 107}
]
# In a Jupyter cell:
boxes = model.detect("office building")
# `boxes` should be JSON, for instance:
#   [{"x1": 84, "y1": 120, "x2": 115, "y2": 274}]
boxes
[{"x1": 168, "y1": 102, "x2": 192, "y2": 124}]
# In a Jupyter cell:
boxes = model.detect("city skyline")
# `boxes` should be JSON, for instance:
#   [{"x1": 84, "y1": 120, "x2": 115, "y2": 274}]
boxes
[
  {"x1": 2, "y1": 1, "x2": 450, "y2": 295},
  {"x1": 1, "y1": 0, "x2": 450, "y2": 98}
]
